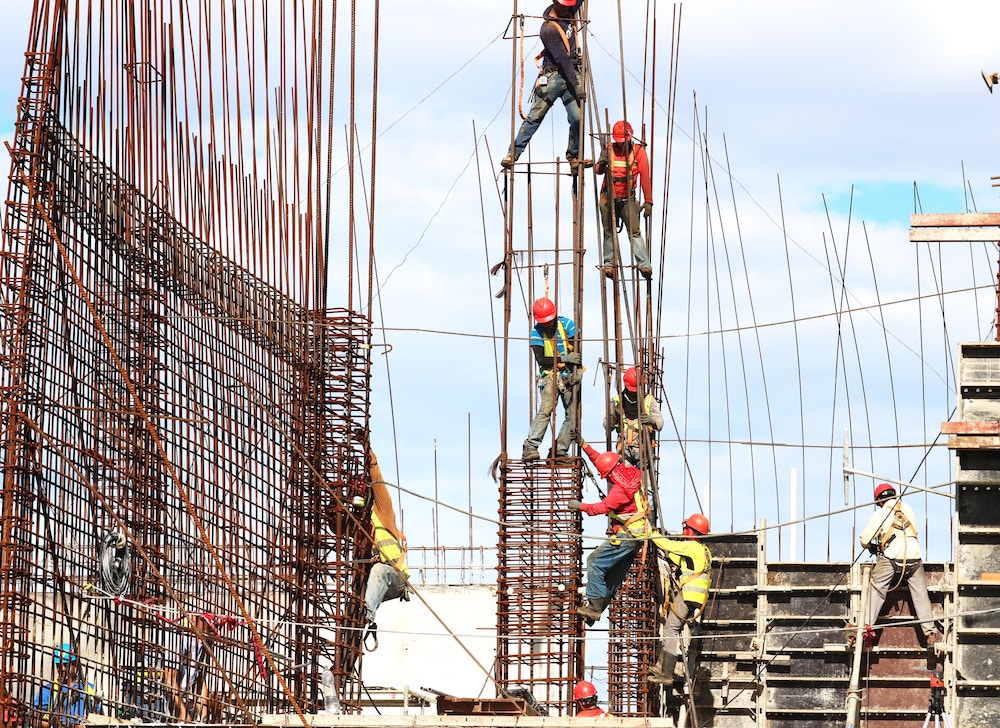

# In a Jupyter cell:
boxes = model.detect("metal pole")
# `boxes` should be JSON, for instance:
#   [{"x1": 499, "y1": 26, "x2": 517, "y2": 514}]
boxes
[{"x1": 845, "y1": 561, "x2": 873, "y2": 727}]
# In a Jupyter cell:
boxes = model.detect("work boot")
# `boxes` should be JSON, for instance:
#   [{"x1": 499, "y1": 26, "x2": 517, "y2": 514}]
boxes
[
  {"x1": 639, "y1": 264, "x2": 653, "y2": 280},
  {"x1": 647, "y1": 650, "x2": 679, "y2": 685},
  {"x1": 522, "y1": 447, "x2": 539, "y2": 462},
  {"x1": 578, "y1": 597, "x2": 607, "y2": 623},
  {"x1": 925, "y1": 630, "x2": 943, "y2": 646},
  {"x1": 568, "y1": 157, "x2": 593, "y2": 172},
  {"x1": 600, "y1": 265, "x2": 615, "y2": 280},
  {"x1": 501, "y1": 154, "x2": 515, "y2": 170}
]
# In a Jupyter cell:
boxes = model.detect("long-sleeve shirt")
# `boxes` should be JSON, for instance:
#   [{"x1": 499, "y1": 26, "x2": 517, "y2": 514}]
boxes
[
  {"x1": 859, "y1": 497, "x2": 922, "y2": 561},
  {"x1": 579, "y1": 443, "x2": 643, "y2": 525},
  {"x1": 539, "y1": 4, "x2": 581, "y2": 89},
  {"x1": 651, "y1": 534, "x2": 712, "y2": 606}
]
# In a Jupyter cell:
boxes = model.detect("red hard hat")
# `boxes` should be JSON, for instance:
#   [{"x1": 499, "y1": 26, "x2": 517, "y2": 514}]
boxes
[
  {"x1": 684, "y1": 513, "x2": 710, "y2": 535},
  {"x1": 623, "y1": 367, "x2": 639, "y2": 392},
  {"x1": 573, "y1": 680, "x2": 597, "y2": 701},
  {"x1": 532, "y1": 297, "x2": 557, "y2": 324},
  {"x1": 594, "y1": 450, "x2": 621, "y2": 479},
  {"x1": 874, "y1": 482, "x2": 896, "y2": 501},
  {"x1": 555, "y1": 0, "x2": 577, "y2": 5},
  {"x1": 612, "y1": 120, "x2": 633, "y2": 144}
]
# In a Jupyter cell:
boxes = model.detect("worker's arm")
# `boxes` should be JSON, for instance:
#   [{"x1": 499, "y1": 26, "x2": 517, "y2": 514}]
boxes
[
  {"x1": 858, "y1": 507, "x2": 886, "y2": 548},
  {"x1": 645, "y1": 396, "x2": 664, "y2": 431},
  {"x1": 580, "y1": 484, "x2": 631, "y2": 516},
  {"x1": 652, "y1": 536, "x2": 709, "y2": 571},
  {"x1": 636, "y1": 145, "x2": 653, "y2": 203},
  {"x1": 531, "y1": 344, "x2": 555, "y2": 370}
]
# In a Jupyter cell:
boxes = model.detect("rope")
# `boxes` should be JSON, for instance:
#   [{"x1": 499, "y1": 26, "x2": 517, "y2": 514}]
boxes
[{"x1": 98, "y1": 531, "x2": 131, "y2": 597}]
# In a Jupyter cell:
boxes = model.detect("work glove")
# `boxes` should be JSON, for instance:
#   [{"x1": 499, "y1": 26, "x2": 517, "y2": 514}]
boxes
[
  {"x1": 573, "y1": 83, "x2": 587, "y2": 103},
  {"x1": 568, "y1": 499, "x2": 582, "y2": 511},
  {"x1": 562, "y1": 351, "x2": 582, "y2": 366},
  {"x1": 642, "y1": 201, "x2": 653, "y2": 219},
  {"x1": 639, "y1": 413, "x2": 655, "y2": 426}
]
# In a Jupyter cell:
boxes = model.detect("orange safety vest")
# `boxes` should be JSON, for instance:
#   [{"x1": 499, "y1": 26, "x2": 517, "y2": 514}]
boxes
[{"x1": 607, "y1": 146, "x2": 638, "y2": 199}]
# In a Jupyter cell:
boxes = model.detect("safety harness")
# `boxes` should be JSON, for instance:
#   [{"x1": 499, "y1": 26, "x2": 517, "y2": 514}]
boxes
[
  {"x1": 538, "y1": 320, "x2": 571, "y2": 377},
  {"x1": 664, "y1": 543, "x2": 713, "y2": 622},
  {"x1": 613, "y1": 392, "x2": 656, "y2": 450}
]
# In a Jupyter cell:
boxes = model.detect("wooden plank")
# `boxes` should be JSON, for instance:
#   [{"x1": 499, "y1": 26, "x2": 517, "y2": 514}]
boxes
[
  {"x1": 947, "y1": 435, "x2": 1000, "y2": 450},
  {"x1": 911, "y1": 212, "x2": 1000, "y2": 227},
  {"x1": 942, "y1": 421, "x2": 1000, "y2": 435},
  {"x1": 910, "y1": 226, "x2": 1000, "y2": 242}
]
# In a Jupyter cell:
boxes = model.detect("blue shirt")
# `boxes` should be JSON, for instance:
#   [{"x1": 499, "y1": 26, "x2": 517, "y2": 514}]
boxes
[
  {"x1": 530, "y1": 316, "x2": 577, "y2": 376},
  {"x1": 34, "y1": 679, "x2": 100, "y2": 726}
]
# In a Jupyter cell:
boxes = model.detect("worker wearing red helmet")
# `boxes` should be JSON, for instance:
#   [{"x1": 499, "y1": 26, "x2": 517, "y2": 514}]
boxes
[
  {"x1": 648, "y1": 514, "x2": 713, "y2": 687},
  {"x1": 570, "y1": 440, "x2": 652, "y2": 623},
  {"x1": 523, "y1": 297, "x2": 581, "y2": 461},
  {"x1": 501, "y1": 0, "x2": 590, "y2": 171},
  {"x1": 594, "y1": 120, "x2": 653, "y2": 279},
  {"x1": 572, "y1": 680, "x2": 605, "y2": 718},
  {"x1": 605, "y1": 366, "x2": 663, "y2": 468},
  {"x1": 857, "y1": 482, "x2": 942, "y2": 646}
]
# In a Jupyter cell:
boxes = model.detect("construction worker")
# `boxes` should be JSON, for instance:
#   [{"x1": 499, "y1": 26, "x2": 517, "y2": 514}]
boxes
[
  {"x1": 858, "y1": 482, "x2": 943, "y2": 645},
  {"x1": 594, "y1": 120, "x2": 653, "y2": 279},
  {"x1": 572, "y1": 680, "x2": 605, "y2": 718},
  {"x1": 501, "y1": 0, "x2": 590, "y2": 171},
  {"x1": 363, "y1": 450, "x2": 410, "y2": 635},
  {"x1": 34, "y1": 643, "x2": 101, "y2": 728},
  {"x1": 604, "y1": 366, "x2": 663, "y2": 468},
  {"x1": 648, "y1": 514, "x2": 713, "y2": 686},
  {"x1": 570, "y1": 440, "x2": 652, "y2": 623},
  {"x1": 523, "y1": 297, "x2": 581, "y2": 461}
]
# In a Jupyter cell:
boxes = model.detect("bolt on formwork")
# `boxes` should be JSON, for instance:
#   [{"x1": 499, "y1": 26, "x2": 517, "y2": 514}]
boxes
[{"x1": 497, "y1": 458, "x2": 585, "y2": 716}]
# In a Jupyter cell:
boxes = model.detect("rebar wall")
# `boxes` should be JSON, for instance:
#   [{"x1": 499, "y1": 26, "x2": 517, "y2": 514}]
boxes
[{"x1": 0, "y1": 1, "x2": 376, "y2": 725}]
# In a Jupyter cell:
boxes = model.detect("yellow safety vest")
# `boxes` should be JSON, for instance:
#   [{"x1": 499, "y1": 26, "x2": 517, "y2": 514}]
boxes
[
  {"x1": 613, "y1": 393, "x2": 655, "y2": 450},
  {"x1": 609, "y1": 487, "x2": 653, "y2": 537},
  {"x1": 372, "y1": 512, "x2": 409, "y2": 579},
  {"x1": 539, "y1": 320, "x2": 570, "y2": 375},
  {"x1": 651, "y1": 536, "x2": 712, "y2": 608}
]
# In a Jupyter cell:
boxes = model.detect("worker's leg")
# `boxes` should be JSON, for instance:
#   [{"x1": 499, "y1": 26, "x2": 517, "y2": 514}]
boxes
[
  {"x1": 509, "y1": 72, "x2": 559, "y2": 160},
  {"x1": 559, "y1": 84, "x2": 582, "y2": 160},
  {"x1": 863, "y1": 556, "x2": 897, "y2": 627},
  {"x1": 524, "y1": 374, "x2": 558, "y2": 456},
  {"x1": 585, "y1": 537, "x2": 640, "y2": 602},
  {"x1": 599, "y1": 193, "x2": 616, "y2": 266},
  {"x1": 363, "y1": 563, "x2": 396, "y2": 624},
  {"x1": 555, "y1": 376, "x2": 579, "y2": 456},
  {"x1": 623, "y1": 196, "x2": 650, "y2": 268},
  {"x1": 663, "y1": 592, "x2": 689, "y2": 657},
  {"x1": 903, "y1": 560, "x2": 938, "y2": 636}
]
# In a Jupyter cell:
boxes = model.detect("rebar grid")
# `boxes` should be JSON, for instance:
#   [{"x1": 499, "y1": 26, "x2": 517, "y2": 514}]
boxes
[
  {"x1": 496, "y1": 459, "x2": 585, "y2": 716},
  {"x1": 608, "y1": 553, "x2": 660, "y2": 716},
  {"x1": 0, "y1": 2, "x2": 377, "y2": 724}
]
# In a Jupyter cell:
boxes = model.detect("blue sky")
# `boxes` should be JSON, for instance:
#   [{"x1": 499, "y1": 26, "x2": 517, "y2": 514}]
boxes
[{"x1": 1, "y1": 1, "x2": 998, "y2": 569}]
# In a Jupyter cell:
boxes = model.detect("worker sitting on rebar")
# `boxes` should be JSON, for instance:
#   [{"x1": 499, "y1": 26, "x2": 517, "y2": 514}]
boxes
[
  {"x1": 648, "y1": 514, "x2": 712, "y2": 687},
  {"x1": 362, "y1": 450, "x2": 410, "y2": 649},
  {"x1": 605, "y1": 366, "x2": 663, "y2": 468},
  {"x1": 857, "y1": 482, "x2": 943, "y2": 647},
  {"x1": 570, "y1": 440, "x2": 652, "y2": 624}
]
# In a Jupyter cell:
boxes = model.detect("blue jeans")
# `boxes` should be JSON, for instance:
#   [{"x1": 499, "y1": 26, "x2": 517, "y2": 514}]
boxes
[
  {"x1": 509, "y1": 70, "x2": 581, "y2": 161},
  {"x1": 364, "y1": 562, "x2": 408, "y2": 623},
  {"x1": 523, "y1": 370, "x2": 580, "y2": 456},
  {"x1": 600, "y1": 194, "x2": 649, "y2": 267},
  {"x1": 585, "y1": 534, "x2": 643, "y2": 602}
]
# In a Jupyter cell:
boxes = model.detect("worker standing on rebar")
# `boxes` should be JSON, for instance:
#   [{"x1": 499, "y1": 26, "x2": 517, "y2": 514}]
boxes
[
  {"x1": 595, "y1": 121, "x2": 654, "y2": 279},
  {"x1": 605, "y1": 366, "x2": 663, "y2": 468},
  {"x1": 648, "y1": 514, "x2": 712, "y2": 687},
  {"x1": 523, "y1": 297, "x2": 581, "y2": 461},
  {"x1": 501, "y1": 0, "x2": 590, "y2": 171},
  {"x1": 363, "y1": 450, "x2": 410, "y2": 639},
  {"x1": 857, "y1": 483, "x2": 943, "y2": 646},
  {"x1": 570, "y1": 440, "x2": 651, "y2": 624},
  {"x1": 34, "y1": 644, "x2": 101, "y2": 728}
]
